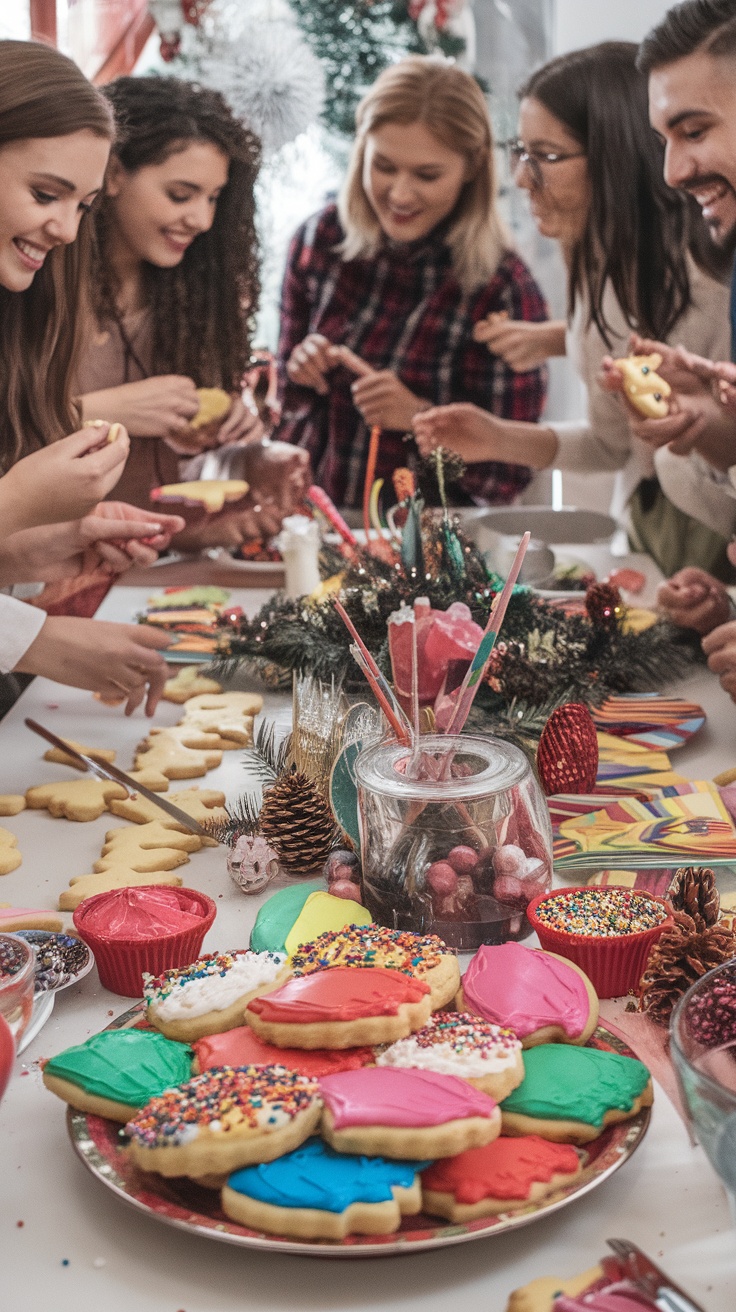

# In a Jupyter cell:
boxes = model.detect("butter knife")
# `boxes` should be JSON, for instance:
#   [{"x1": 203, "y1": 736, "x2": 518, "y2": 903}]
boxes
[
  {"x1": 24, "y1": 717, "x2": 213, "y2": 840},
  {"x1": 606, "y1": 1238, "x2": 706, "y2": 1312}
]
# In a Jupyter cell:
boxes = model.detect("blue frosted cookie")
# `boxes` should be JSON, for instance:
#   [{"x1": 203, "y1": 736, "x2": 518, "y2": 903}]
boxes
[{"x1": 221, "y1": 1137, "x2": 428, "y2": 1238}]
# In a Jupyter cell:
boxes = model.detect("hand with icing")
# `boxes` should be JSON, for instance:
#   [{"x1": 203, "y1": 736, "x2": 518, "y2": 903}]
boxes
[{"x1": 612, "y1": 354, "x2": 671, "y2": 419}]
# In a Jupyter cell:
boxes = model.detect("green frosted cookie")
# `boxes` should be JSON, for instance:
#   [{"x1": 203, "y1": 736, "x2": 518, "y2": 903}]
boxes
[
  {"x1": 43, "y1": 1027, "x2": 192, "y2": 1119},
  {"x1": 501, "y1": 1043, "x2": 651, "y2": 1136},
  {"x1": 250, "y1": 880, "x2": 324, "y2": 954}
]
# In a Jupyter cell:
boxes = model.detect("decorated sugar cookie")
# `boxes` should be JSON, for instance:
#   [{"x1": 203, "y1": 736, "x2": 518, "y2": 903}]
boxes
[
  {"x1": 284, "y1": 891, "x2": 374, "y2": 957},
  {"x1": 421, "y1": 1135, "x2": 581, "y2": 1221},
  {"x1": 125, "y1": 1065, "x2": 322, "y2": 1179},
  {"x1": 150, "y1": 479, "x2": 249, "y2": 513},
  {"x1": 192, "y1": 1024, "x2": 373, "y2": 1077},
  {"x1": 42, "y1": 1028, "x2": 192, "y2": 1122},
  {"x1": 320, "y1": 1065, "x2": 501, "y2": 1160},
  {"x1": 458, "y1": 942, "x2": 599, "y2": 1047},
  {"x1": 377, "y1": 1011, "x2": 523, "y2": 1100},
  {"x1": 144, "y1": 949, "x2": 288, "y2": 1043},
  {"x1": 500, "y1": 1044, "x2": 652, "y2": 1144},
  {"x1": 244, "y1": 966, "x2": 432, "y2": 1049},
  {"x1": 290, "y1": 925, "x2": 459, "y2": 1010},
  {"x1": 222, "y1": 1138, "x2": 426, "y2": 1239},
  {"x1": 250, "y1": 880, "x2": 323, "y2": 954}
]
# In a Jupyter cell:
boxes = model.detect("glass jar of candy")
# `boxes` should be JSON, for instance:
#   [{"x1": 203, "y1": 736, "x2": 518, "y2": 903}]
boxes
[{"x1": 355, "y1": 734, "x2": 552, "y2": 950}]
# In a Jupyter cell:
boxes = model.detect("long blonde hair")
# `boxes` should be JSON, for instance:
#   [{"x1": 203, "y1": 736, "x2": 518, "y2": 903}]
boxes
[
  {"x1": 0, "y1": 41, "x2": 114, "y2": 470},
  {"x1": 338, "y1": 56, "x2": 507, "y2": 292}
]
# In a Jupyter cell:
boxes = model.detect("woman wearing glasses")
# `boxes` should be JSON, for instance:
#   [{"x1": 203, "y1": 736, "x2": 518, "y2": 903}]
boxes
[
  {"x1": 414, "y1": 42, "x2": 732, "y2": 576},
  {"x1": 275, "y1": 56, "x2": 548, "y2": 509}
]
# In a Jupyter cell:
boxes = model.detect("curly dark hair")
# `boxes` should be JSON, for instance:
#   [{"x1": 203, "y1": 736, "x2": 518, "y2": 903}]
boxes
[{"x1": 90, "y1": 75, "x2": 261, "y2": 391}]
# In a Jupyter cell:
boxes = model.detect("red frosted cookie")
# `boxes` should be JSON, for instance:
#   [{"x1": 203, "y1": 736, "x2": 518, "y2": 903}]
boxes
[
  {"x1": 192, "y1": 1024, "x2": 374, "y2": 1077},
  {"x1": 244, "y1": 966, "x2": 432, "y2": 1049},
  {"x1": 320, "y1": 1066, "x2": 501, "y2": 1160},
  {"x1": 421, "y1": 1135, "x2": 581, "y2": 1220},
  {"x1": 457, "y1": 943, "x2": 599, "y2": 1048}
]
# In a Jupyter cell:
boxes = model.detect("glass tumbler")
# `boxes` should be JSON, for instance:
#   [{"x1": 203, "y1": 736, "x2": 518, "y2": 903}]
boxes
[
  {"x1": 671, "y1": 959, "x2": 736, "y2": 1223},
  {"x1": 355, "y1": 733, "x2": 552, "y2": 950},
  {"x1": 0, "y1": 934, "x2": 35, "y2": 1048}
]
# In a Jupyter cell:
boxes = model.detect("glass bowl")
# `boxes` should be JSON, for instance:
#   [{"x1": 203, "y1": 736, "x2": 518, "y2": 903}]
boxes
[
  {"x1": 0, "y1": 933, "x2": 36, "y2": 1048},
  {"x1": 671, "y1": 958, "x2": 736, "y2": 1221}
]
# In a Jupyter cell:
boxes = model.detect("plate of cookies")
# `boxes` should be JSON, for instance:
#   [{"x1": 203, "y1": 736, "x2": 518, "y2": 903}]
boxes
[{"x1": 45, "y1": 929, "x2": 652, "y2": 1256}]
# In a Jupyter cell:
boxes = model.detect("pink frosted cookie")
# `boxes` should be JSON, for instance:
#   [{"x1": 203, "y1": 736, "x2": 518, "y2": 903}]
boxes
[
  {"x1": 320, "y1": 1065, "x2": 501, "y2": 1160},
  {"x1": 376, "y1": 1011, "x2": 524, "y2": 1100},
  {"x1": 457, "y1": 943, "x2": 598, "y2": 1048}
]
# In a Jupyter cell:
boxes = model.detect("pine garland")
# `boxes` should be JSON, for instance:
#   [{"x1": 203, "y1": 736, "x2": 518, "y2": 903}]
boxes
[{"x1": 220, "y1": 522, "x2": 703, "y2": 749}]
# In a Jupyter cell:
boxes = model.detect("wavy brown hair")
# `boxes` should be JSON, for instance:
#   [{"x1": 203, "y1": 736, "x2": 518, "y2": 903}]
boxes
[
  {"x1": 90, "y1": 76, "x2": 261, "y2": 390},
  {"x1": 0, "y1": 40, "x2": 113, "y2": 470}
]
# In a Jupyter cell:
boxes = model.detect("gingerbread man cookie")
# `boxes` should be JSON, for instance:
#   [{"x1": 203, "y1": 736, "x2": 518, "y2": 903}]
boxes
[
  {"x1": 108, "y1": 786, "x2": 227, "y2": 838},
  {"x1": 179, "y1": 691, "x2": 263, "y2": 748},
  {"x1": 25, "y1": 778, "x2": 127, "y2": 822},
  {"x1": 43, "y1": 738, "x2": 116, "y2": 769},
  {"x1": 163, "y1": 666, "x2": 223, "y2": 704},
  {"x1": 58, "y1": 868, "x2": 184, "y2": 913},
  {"x1": 134, "y1": 727, "x2": 222, "y2": 780},
  {"x1": 0, "y1": 828, "x2": 22, "y2": 875}
]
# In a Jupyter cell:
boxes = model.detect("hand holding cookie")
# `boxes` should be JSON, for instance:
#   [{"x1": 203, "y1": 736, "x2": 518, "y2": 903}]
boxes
[{"x1": 0, "y1": 424, "x2": 130, "y2": 533}]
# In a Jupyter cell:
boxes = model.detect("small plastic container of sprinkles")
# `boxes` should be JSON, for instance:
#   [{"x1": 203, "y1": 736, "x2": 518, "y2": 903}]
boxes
[{"x1": 526, "y1": 886, "x2": 672, "y2": 999}]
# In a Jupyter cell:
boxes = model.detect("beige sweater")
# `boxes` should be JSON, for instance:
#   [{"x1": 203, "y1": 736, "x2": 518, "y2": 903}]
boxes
[{"x1": 549, "y1": 260, "x2": 731, "y2": 526}]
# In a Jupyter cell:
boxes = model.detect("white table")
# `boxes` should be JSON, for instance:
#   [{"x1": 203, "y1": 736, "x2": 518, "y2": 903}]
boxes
[{"x1": 2, "y1": 569, "x2": 735, "y2": 1312}]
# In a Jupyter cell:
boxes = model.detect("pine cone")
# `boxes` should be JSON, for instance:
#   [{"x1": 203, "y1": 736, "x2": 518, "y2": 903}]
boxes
[
  {"x1": 667, "y1": 866, "x2": 720, "y2": 930},
  {"x1": 259, "y1": 769, "x2": 336, "y2": 876},
  {"x1": 584, "y1": 581, "x2": 623, "y2": 627},
  {"x1": 639, "y1": 910, "x2": 736, "y2": 1027}
]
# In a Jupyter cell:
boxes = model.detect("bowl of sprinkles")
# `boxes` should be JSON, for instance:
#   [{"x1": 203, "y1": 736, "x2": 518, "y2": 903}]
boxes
[{"x1": 526, "y1": 886, "x2": 672, "y2": 998}]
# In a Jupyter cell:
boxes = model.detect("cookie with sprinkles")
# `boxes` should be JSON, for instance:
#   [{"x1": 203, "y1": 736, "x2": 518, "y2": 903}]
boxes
[
  {"x1": 421, "y1": 1135, "x2": 582, "y2": 1221},
  {"x1": 143, "y1": 949, "x2": 289, "y2": 1043},
  {"x1": 221, "y1": 1138, "x2": 426, "y2": 1240},
  {"x1": 124, "y1": 1064, "x2": 322, "y2": 1179},
  {"x1": 289, "y1": 926, "x2": 460, "y2": 1010},
  {"x1": 376, "y1": 1012, "x2": 524, "y2": 1100}
]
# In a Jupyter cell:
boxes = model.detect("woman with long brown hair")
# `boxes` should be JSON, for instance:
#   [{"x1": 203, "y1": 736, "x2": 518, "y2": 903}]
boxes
[
  {"x1": 0, "y1": 40, "x2": 183, "y2": 713},
  {"x1": 275, "y1": 54, "x2": 548, "y2": 509},
  {"x1": 414, "y1": 42, "x2": 732, "y2": 577},
  {"x1": 77, "y1": 75, "x2": 307, "y2": 544}
]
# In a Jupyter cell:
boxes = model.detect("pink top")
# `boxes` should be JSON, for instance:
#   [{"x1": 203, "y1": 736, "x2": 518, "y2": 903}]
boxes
[
  {"x1": 319, "y1": 1066, "x2": 497, "y2": 1129},
  {"x1": 462, "y1": 942, "x2": 591, "y2": 1040}
]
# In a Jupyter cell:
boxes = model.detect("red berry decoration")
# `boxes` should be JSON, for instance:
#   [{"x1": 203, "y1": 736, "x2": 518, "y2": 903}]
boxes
[
  {"x1": 585, "y1": 581, "x2": 623, "y2": 627},
  {"x1": 536, "y1": 703, "x2": 599, "y2": 796}
]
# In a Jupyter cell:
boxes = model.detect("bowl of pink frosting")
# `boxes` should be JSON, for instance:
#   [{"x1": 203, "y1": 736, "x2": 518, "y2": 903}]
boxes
[{"x1": 73, "y1": 887, "x2": 216, "y2": 997}]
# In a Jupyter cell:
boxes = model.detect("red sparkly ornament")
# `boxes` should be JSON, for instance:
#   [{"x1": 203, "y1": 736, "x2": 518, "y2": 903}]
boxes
[
  {"x1": 585, "y1": 581, "x2": 623, "y2": 626},
  {"x1": 536, "y1": 703, "x2": 599, "y2": 796}
]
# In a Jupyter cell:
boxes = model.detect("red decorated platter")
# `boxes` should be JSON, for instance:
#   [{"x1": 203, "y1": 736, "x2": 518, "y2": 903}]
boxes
[{"x1": 67, "y1": 1004, "x2": 650, "y2": 1257}]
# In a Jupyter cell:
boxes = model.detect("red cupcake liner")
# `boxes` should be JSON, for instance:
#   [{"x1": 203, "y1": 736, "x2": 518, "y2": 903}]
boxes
[
  {"x1": 526, "y1": 886, "x2": 672, "y2": 999},
  {"x1": 73, "y1": 887, "x2": 216, "y2": 998}
]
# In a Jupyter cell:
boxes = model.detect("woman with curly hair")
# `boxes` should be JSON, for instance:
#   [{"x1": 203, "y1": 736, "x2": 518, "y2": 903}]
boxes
[
  {"x1": 276, "y1": 55, "x2": 548, "y2": 509},
  {"x1": 78, "y1": 75, "x2": 308, "y2": 545}
]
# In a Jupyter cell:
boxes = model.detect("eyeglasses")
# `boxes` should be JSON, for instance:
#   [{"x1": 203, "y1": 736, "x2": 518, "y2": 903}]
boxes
[{"x1": 505, "y1": 139, "x2": 586, "y2": 189}]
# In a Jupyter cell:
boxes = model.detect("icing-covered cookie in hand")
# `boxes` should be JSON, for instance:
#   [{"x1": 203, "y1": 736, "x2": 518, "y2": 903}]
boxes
[
  {"x1": 42, "y1": 1028, "x2": 192, "y2": 1122},
  {"x1": 125, "y1": 1065, "x2": 322, "y2": 1179},
  {"x1": 221, "y1": 1138, "x2": 425, "y2": 1239},
  {"x1": 320, "y1": 1065, "x2": 501, "y2": 1160},
  {"x1": 500, "y1": 1043, "x2": 652, "y2": 1143},
  {"x1": 376, "y1": 1011, "x2": 523, "y2": 1100},
  {"x1": 290, "y1": 925, "x2": 459, "y2": 1010},
  {"x1": 150, "y1": 479, "x2": 249, "y2": 513},
  {"x1": 613, "y1": 353, "x2": 671, "y2": 419},
  {"x1": 421, "y1": 1135, "x2": 581, "y2": 1220},
  {"x1": 244, "y1": 966, "x2": 433, "y2": 1050},
  {"x1": 457, "y1": 943, "x2": 599, "y2": 1047},
  {"x1": 144, "y1": 949, "x2": 289, "y2": 1042}
]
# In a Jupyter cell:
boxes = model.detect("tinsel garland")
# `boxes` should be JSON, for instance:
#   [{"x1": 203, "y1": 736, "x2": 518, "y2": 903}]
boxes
[{"x1": 219, "y1": 524, "x2": 702, "y2": 743}]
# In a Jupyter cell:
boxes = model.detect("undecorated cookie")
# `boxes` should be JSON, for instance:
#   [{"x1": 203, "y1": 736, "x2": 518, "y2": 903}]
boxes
[
  {"x1": 0, "y1": 827, "x2": 21, "y2": 874},
  {"x1": 0, "y1": 906, "x2": 62, "y2": 932},
  {"x1": 0, "y1": 795, "x2": 26, "y2": 816},
  {"x1": 94, "y1": 821, "x2": 204, "y2": 873},
  {"x1": 108, "y1": 786, "x2": 227, "y2": 839},
  {"x1": 505, "y1": 1267, "x2": 605, "y2": 1312},
  {"x1": 43, "y1": 738, "x2": 116, "y2": 769},
  {"x1": 163, "y1": 666, "x2": 222, "y2": 703},
  {"x1": 26, "y1": 778, "x2": 127, "y2": 822},
  {"x1": 179, "y1": 691, "x2": 263, "y2": 748},
  {"x1": 134, "y1": 727, "x2": 222, "y2": 779},
  {"x1": 58, "y1": 868, "x2": 184, "y2": 912}
]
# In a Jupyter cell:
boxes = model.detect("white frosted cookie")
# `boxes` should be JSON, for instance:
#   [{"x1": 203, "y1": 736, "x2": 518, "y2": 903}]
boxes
[
  {"x1": 376, "y1": 1011, "x2": 524, "y2": 1100},
  {"x1": 144, "y1": 949, "x2": 289, "y2": 1042}
]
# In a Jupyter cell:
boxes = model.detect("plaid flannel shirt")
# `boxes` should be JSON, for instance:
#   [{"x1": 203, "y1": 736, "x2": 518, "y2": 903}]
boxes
[{"x1": 274, "y1": 204, "x2": 548, "y2": 508}]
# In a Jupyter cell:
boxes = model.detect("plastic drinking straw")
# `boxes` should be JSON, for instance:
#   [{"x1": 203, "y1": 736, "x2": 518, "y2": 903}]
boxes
[
  {"x1": 306, "y1": 485, "x2": 359, "y2": 548},
  {"x1": 410, "y1": 611, "x2": 421, "y2": 775},
  {"x1": 362, "y1": 426, "x2": 381, "y2": 542},
  {"x1": 444, "y1": 531, "x2": 531, "y2": 737},
  {"x1": 334, "y1": 599, "x2": 411, "y2": 744}
]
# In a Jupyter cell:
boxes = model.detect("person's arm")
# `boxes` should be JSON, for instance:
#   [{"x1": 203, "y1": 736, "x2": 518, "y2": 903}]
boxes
[
  {"x1": 414, "y1": 403, "x2": 558, "y2": 466},
  {"x1": 170, "y1": 441, "x2": 311, "y2": 552},
  {"x1": 0, "y1": 505, "x2": 185, "y2": 585},
  {"x1": 473, "y1": 315, "x2": 567, "y2": 371},
  {"x1": 79, "y1": 376, "x2": 200, "y2": 441},
  {"x1": 0, "y1": 594, "x2": 47, "y2": 673},
  {"x1": 14, "y1": 616, "x2": 171, "y2": 716}
]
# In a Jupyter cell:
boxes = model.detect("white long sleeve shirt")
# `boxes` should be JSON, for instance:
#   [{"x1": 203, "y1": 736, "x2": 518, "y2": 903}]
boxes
[{"x1": 0, "y1": 593, "x2": 46, "y2": 673}]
